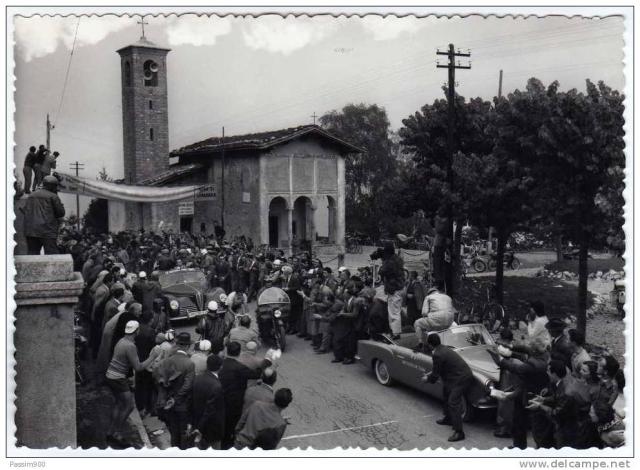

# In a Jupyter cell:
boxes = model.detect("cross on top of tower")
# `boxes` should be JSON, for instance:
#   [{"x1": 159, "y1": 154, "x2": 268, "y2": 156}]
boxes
[
  {"x1": 311, "y1": 112, "x2": 318, "y2": 125},
  {"x1": 137, "y1": 15, "x2": 149, "y2": 39}
]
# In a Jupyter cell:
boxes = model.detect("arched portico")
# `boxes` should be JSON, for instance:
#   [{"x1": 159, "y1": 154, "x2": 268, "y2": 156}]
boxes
[
  {"x1": 292, "y1": 196, "x2": 315, "y2": 253},
  {"x1": 268, "y1": 196, "x2": 289, "y2": 248}
]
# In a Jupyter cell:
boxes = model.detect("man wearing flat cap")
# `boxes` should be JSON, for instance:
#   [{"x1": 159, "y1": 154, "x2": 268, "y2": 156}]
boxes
[
  {"x1": 546, "y1": 318, "x2": 573, "y2": 371},
  {"x1": 21, "y1": 174, "x2": 65, "y2": 254},
  {"x1": 156, "y1": 331, "x2": 195, "y2": 449}
]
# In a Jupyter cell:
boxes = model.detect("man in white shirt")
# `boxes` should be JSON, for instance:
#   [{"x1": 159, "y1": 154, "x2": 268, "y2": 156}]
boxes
[{"x1": 414, "y1": 284, "x2": 454, "y2": 350}]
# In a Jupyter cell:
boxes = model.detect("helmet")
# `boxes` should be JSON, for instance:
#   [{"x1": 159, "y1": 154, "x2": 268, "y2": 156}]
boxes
[
  {"x1": 43, "y1": 175, "x2": 58, "y2": 186},
  {"x1": 207, "y1": 300, "x2": 219, "y2": 312}
]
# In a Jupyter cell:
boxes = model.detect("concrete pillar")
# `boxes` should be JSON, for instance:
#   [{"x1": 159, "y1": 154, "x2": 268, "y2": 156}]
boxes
[
  {"x1": 13, "y1": 255, "x2": 83, "y2": 448},
  {"x1": 286, "y1": 207, "x2": 293, "y2": 255},
  {"x1": 336, "y1": 157, "x2": 346, "y2": 251},
  {"x1": 308, "y1": 202, "x2": 317, "y2": 255},
  {"x1": 259, "y1": 156, "x2": 269, "y2": 245}
]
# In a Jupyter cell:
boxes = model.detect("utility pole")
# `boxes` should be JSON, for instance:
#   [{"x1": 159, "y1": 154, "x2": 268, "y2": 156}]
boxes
[
  {"x1": 69, "y1": 161, "x2": 84, "y2": 230},
  {"x1": 46, "y1": 113, "x2": 54, "y2": 149},
  {"x1": 488, "y1": 69, "x2": 503, "y2": 255},
  {"x1": 436, "y1": 43, "x2": 471, "y2": 294},
  {"x1": 221, "y1": 126, "x2": 225, "y2": 231}
]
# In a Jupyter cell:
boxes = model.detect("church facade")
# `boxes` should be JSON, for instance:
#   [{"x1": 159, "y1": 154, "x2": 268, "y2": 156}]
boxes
[{"x1": 108, "y1": 35, "x2": 359, "y2": 255}]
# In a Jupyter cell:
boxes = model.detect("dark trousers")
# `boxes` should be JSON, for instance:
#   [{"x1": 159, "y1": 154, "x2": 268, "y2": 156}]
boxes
[
  {"x1": 333, "y1": 326, "x2": 356, "y2": 361},
  {"x1": 23, "y1": 166, "x2": 33, "y2": 193},
  {"x1": 134, "y1": 370, "x2": 154, "y2": 413},
  {"x1": 511, "y1": 395, "x2": 528, "y2": 449},
  {"x1": 26, "y1": 237, "x2": 58, "y2": 255},
  {"x1": 166, "y1": 409, "x2": 190, "y2": 449},
  {"x1": 531, "y1": 409, "x2": 555, "y2": 449},
  {"x1": 443, "y1": 377, "x2": 473, "y2": 432},
  {"x1": 223, "y1": 407, "x2": 242, "y2": 449}
]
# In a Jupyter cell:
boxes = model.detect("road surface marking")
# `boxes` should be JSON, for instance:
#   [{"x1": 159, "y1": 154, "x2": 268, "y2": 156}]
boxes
[
  {"x1": 281, "y1": 415, "x2": 436, "y2": 441},
  {"x1": 281, "y1": 420, "x2": 399, "y2": 441}
]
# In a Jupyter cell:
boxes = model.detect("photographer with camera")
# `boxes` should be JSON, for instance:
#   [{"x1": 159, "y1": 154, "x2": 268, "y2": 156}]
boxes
[{"x1": 371, "y1": 241, "x2": 404, "y2": 339}]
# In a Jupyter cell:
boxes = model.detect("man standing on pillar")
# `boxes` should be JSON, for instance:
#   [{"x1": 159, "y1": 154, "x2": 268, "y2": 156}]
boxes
[{"x1": 21, "y1": 175, "x2": 65, "y2": 255}]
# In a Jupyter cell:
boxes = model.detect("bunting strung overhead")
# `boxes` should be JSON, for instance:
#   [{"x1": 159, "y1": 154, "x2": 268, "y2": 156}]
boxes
[{"x1": 55, "y1": 172, "x2": 200, "y2": 203}]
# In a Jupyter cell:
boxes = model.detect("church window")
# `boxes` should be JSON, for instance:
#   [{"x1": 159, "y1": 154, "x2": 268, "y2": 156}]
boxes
[
  {"x1": 124, "y1": 61, "x2": 131, "y2": 86},
  {"x1": 149, "y1": 100, "x2": 153, "y2": 110},
  {"x1": 150, "y1": 128, "x2": 154, "y2": 141}
]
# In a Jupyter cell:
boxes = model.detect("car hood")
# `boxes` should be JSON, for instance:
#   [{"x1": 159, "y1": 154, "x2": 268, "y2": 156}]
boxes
[
  {"x1": 163, "y1": 282, "x2": 203, "y2": 297},
  {"x1": 456, "y1": 346, "x2": 500, "y2": 379}
]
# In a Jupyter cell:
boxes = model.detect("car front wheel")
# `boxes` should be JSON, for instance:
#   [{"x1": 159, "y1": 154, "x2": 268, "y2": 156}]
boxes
[
  {"x1": 461, "y1": 395, "x2": 475, "y2": 422},
  {"x1": 374, "y1": 359, "x2": 394, "y2": 386}
]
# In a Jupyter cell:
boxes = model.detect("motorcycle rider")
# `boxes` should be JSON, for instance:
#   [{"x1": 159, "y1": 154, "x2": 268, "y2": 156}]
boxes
[{"x1": 196, "y1": 301, "x2": 232, "y2": 354}]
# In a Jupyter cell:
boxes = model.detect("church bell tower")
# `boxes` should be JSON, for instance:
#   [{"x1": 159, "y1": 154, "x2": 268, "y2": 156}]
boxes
[{"x1": 117, "y1": 32, "x2": 171, "y2": 184}]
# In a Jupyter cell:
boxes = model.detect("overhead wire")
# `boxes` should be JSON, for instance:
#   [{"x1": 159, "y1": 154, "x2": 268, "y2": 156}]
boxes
[{"x1": 54, "y1": 17, "x2": 81, "y2": 126}]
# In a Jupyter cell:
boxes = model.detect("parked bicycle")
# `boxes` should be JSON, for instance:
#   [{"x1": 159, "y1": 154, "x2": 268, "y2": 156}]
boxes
[{"x1": 453, "y1": 284, "x2": 505, "y2": 334}]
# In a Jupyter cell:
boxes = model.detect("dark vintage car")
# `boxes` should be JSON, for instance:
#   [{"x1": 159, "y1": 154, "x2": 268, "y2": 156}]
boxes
[
  {"x1": 158, "y1": 269, "x2": 224, "y2": 322},
  {"x1": 357, "y1": 324, "x2": 500, "y2": 420}
]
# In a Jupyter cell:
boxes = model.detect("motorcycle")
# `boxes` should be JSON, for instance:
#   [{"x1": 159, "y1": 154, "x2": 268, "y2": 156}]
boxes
[
  {"x1": 488, "y1": 251, "x2": 521, "y2": 271},
  {"x1": 461, "y1": 254, "x2": 488, "y2": 273},
  {"x1": 257, "y1": 287, "x2": 290, "y2": 352}
]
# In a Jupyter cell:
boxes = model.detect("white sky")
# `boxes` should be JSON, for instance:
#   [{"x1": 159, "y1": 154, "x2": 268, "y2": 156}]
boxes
[{"x1": 12, "y1": 13, "x2": 625, "y2": 216}]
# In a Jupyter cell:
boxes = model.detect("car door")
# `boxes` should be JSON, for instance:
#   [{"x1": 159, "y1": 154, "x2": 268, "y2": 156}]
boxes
[{"x1": 391, "y1": 345, "x2": 441, "y2": 397}]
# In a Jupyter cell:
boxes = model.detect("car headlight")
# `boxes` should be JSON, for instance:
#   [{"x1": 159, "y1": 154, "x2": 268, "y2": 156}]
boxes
[
  {"x1": 484, "y1": 378, "x2": 497, "y2": 394},
  {"x1": 274, "y1": 310, "x2": 282, "y2": 318},
  {"x1": 169, "y1": 300, "x2": 180, "y2": 311}
]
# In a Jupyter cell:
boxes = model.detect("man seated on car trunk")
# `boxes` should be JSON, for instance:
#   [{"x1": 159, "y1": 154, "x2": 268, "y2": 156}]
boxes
[{"x1": 413, "y1": 281, "x2": 454, "y2": 352}]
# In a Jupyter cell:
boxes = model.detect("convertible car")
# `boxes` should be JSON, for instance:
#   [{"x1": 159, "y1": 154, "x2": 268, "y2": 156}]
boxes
[
  {"x1": 158, "y1": 269, "x2": 224, "y2": 322},
  {"x1": 357, "y1": 324, "x2": 500, "y2": 420}
]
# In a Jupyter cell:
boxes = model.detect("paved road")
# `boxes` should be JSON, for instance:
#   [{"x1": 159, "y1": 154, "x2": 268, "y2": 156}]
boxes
[{"x1": 172, "y1": 321, "x2": 509, "y2": 450}]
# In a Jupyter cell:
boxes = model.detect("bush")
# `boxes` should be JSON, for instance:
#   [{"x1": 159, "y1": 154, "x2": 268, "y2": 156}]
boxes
[
  {"x1": 456, "y1": 276, "x2": 595, "y2": 321},
  {"x1": 545, "y1": 257, "x2": 625, "y2": 275}
]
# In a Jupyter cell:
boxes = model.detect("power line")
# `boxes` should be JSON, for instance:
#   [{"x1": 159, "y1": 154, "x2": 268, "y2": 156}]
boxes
[{"x1": 54, "y1": 17, "x2": 81, "y2": 126}]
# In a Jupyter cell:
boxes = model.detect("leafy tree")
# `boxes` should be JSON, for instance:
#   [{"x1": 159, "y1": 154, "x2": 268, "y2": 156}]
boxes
[
  {"x1": 82, "y1": 198, "x2": 108, "y2": 233},
  {"x1": 399, "y1": 94, "x2": 494, "y2": 292},
  {"x1": 534, "y1": 80, "x2": 625, "y2": 335},
  {"x1": 83, "y1": 168, "x2": 112, "y2": 234},
  {"x1": 320, "y1": 103, "x2": 399, "y2": 238}
]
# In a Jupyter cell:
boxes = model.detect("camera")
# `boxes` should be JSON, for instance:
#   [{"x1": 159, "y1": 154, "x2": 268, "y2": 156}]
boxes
[{"x1": 370, "y1": 247, "x2": 385, "y2": 260}]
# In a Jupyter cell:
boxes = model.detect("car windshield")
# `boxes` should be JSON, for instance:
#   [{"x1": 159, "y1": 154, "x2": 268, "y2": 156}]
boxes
[
  {"x1": 442, "y1": 325, "x2": 495, "y2": 348},
  {"x1": 159, "y1": 270, "x2": 205, "y2": 287}
]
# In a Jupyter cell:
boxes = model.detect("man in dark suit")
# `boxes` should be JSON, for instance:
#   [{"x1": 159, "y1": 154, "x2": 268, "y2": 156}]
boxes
[
  {"x1": 423, "y1": 333, "x2": 473, "y2": 442},
  {"x1": 219, "y1": 341, "x2": 267, "y2": 449},
  {"x1": 546, "y1": 319, "x2": 573, "y2": 371},
  {"x1": 281, "y1": 265, "x2": 303, "y2": 335},
  {"x1": 192, "y1": 354, "x2": 225, "y2": 449},
  {"x1": 156, "y1": 332, "x2": 195, "y2": 449},
  {"x1": 242, "y1": 367, "x2": 277, "y2": 415}
]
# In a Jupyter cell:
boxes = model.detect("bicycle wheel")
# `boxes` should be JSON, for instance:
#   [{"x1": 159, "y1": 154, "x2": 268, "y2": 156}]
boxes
[
  {"x1": 488, "y1": 259, "x2": 497, "y2": 271},
  {"x1": 510, "y1": 257, "x2": 521, "y2": 270},
  {"x1": 472, "y1": 259, "x2": 487, "y2": 273}
]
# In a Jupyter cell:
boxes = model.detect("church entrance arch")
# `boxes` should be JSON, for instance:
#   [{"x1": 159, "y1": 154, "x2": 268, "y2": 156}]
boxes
[
  {"x1": 293, "y1": 196, "x2": 313, "y2": 253},
  {"x1": 326, "y1": 196, "x2": 337, "y2": 244},
  {"x1": 268, "y1": 197, "x2": 288, "y2": 248}
]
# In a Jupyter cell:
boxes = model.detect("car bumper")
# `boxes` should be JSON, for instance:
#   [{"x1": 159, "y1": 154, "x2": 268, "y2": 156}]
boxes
[{"x1": 473, "y1": 396, "x2": 498, "y2": 409}]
